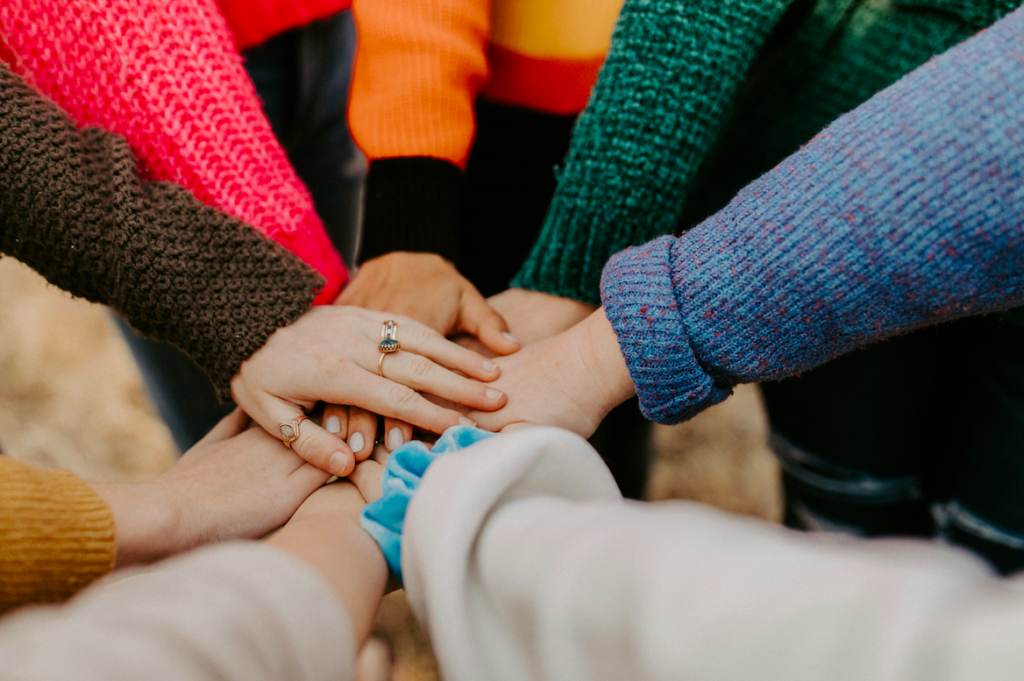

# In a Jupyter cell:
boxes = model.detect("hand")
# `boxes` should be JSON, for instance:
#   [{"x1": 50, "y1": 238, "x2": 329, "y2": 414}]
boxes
[
  {"x1": 94, "y1": 409, "x2": 331, "y2": 567},
  {"x1": 230, "y1": 306, "x2": 506, "y2": 476},
  {"x1": 487, "y1": 288, "x2": 597, "y2": 346},
  {"x1": 465, "y1": 310, "x2": 636, "y2": 438},
  {"x1": 337, "y1": 253, "x2": 520, "y2": 355}
]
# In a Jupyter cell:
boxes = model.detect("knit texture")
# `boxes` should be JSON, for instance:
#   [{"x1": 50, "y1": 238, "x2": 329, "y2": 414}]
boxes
[
  {"x1": 349, "y1": 0, "x2": 490, "y2": 169},
  {"x1": 0, "y1": 63, "x2": 324, "y2": 400},
  {"x1": 516, "y1": 0, "x2": 1022, "y2": 305},
  {"x1": 0, "y1": 0, "x2": 347, "y2": 303},
  {"x1": 358, "y1": 158, "x2": 466, "y2": 266},
  {"x1": 0, "y1": 458, "x2": 116, "y2": 615},
  {"x1": 680, "y1": 0, "x2": 1023, "y2": 226},
  {"x1": 601, "y1": 7, "x2": 1024, "y2": 423},
  {"x1": 513, "y1": 0, "x2": 793, "y2": 304}
]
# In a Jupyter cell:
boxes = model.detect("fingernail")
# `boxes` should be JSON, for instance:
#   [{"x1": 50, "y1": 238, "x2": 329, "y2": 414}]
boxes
[
  {"x1": 349, "y1": 432, "x2": 365, "y2": 453},
  {"x1": 486, "y1": 388, "x2": 503, "y2": 401},
  {"x1": 459, "y1": 416, "x2": 477, "y2": 427},
  {"x1": 325, "y1": 416, "x2": 341, "y2": 434},
  {"x1": 502, "y1": 332, "x2": 520, "y2": 344},
  {"x1": 483, "y1": 360, "x2": 498, "y2": 372},
  {"x1": 387, "y1": 427, "x2": 404, "y2": 451},
  {"x1": 328, "y1": 451, "x2": 349, "y2": 477}
]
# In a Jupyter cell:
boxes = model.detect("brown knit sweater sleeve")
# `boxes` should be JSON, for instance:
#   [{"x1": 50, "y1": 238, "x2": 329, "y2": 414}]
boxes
[
  {"x1": 0, "y1": 457, "x2": 116, "y2": 615},
  {"x1": 0, "y1": 63, "x2": 325, "y2": 399}
]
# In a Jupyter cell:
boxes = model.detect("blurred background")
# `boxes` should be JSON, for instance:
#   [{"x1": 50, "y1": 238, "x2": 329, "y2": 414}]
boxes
[{"x1": 0, "y1": 256, "x2": 782, "y2": 681}]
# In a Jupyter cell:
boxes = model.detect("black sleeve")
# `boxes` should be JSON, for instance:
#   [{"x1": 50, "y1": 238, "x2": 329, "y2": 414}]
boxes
[{"x1": 357, "y1": 156, "x2": 465, "y2": 266}]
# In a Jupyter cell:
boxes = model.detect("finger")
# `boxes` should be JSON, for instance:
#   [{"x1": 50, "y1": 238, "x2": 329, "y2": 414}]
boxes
[
  {"x1": 350, "y1": 459, "x2": 385, "y2": 503},
  {"x1": 382, "y1": 418, "x2": 413, "y2": 452},
  {"x1": 322, "y1": 404, "x2": 349, "y2": 440},
  {"x1": 327, "y1": 370, "x2": 475, "y2": 436},
  {"x1": 266, "y1": 398, "x2": 354, "y2": 478},
  {"x1": 193, "y1": 407, "x2": 249, "y2": 446},
  {"x1": 386, "y1": 317, "x2": 502, "y2": 382},
  {"x1": 379, "y1": 351, "x2": 506, "y2": 412},
  {"x1": 348, "y1": 406, "x2": 378, "y2": 462},
  {"x1": 458, "y1": 292, "x2": 520, "y2": 356}
]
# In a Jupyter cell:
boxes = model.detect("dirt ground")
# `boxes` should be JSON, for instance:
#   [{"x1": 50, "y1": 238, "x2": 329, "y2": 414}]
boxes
[{"x1": 0, "y1": 257, "x2": 782, "y2": 680}]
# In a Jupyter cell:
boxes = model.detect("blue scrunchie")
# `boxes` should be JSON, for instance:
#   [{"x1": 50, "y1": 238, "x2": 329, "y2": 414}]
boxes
[{"x1": 360, "y1": 425, "x2": 494, "y2": 585}]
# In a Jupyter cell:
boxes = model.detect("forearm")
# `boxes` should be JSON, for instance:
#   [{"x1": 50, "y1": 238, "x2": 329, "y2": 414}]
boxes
[
  {"x1": 0, "y1": 543, "x2": 357, "y2": 681},
  {"x1": 267, "y1": 482, "x2": 388, "y2": 644},
  {"x1": 402, "y1": 428, "x2": 1016, "y2": 681},
  {"x1": 602, "y1": 7, "x2": 1024, "y2": 423},
  {"x1": 512, "y1": 0, "x2": 792, "y2": 304},
  {"x1": 0, "y1": 63, "x2": 323, "y2": 398}
]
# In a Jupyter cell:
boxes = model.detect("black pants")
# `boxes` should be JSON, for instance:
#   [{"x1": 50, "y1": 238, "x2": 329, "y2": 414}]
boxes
[{"x1": 765, "y1": 316, "x2": 1024, "y2": 573}]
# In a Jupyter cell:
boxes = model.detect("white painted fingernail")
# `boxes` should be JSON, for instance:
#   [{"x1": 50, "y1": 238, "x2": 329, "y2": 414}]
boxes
[
  {"x1": 387, "y1": 427, "x2": 404, "y2": 451},
  {"x1": 328, "y1": 452, "x2": 349, "y2": 477},
  {"x1": 486, "y1": 388, "x2": 503, "y2": 401},
  {"x1": 459, "y1": 417, "x2": 477, "y2": 427},
  {"x1": 483, "y1": 360, "x2": 498, "y2": 372},
  {"x1": 349, "y1": 432, "x2": 365, "y2": 453},
  {"x1": 325, "y1": 416, "x2": 341, "y2": 434},
  {"x1": 502, "y1": 332, "x2": 520, "y2": 344}
]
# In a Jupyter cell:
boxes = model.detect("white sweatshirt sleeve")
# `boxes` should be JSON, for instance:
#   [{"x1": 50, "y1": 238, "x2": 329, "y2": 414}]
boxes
[
  {"x1": 402, "y1": 427, "x2": 1024, "y2": 681},
  {"x1": 0, "y1": 542, "x2": 355, "y2": 681}
]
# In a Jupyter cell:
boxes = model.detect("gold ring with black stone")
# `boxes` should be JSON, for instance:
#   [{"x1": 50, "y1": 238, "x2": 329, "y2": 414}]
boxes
[{"x1": 379, "y1": 321, "x2": 400, "y2": 377}]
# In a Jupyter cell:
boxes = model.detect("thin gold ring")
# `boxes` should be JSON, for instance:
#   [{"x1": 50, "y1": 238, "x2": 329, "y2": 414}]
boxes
[
  {"x1": 278, "y1": 415, "x2": 309, "y2": 449},
  {"x1": 378, "y1": 351, "x2": 388, "y2": 378}
]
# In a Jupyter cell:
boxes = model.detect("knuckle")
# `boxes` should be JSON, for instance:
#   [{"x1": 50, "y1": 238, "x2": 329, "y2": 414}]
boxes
[
  {"x1": 387, "y1": 383, "x2": 419, "y2": 412},
  {"x1": 407, "y1": 355, "x2": 434, "y2": 384}
]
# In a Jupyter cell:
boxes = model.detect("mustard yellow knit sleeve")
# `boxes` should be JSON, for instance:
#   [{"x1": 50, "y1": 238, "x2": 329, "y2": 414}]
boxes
[{"x1": 0, "y1": 457, "x2": 116, "y2": 615}]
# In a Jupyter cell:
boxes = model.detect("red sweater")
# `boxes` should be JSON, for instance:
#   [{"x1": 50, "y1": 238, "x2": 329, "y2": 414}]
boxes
[
  {"x1": 217, "y1": 0, "x2": 352, "y2": 51},
  {"x1": 0, "y1": 0, "x2": 350, "y2": 303}
]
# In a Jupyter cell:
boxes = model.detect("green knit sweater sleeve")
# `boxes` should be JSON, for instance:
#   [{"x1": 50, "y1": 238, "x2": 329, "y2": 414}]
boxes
[
  {"x1": 512, "y1": 0, "x2": 793, "y2": 305},
  {"x1": 0, "y1": 63, "x2": 324, "y2": 399}
]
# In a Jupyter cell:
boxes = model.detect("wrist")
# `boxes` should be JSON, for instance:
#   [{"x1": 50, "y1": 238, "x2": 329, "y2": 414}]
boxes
[
  {"x1": 269, "y1": 483, "x2": 387, "y2": 642},
  {"x1": 93, "y1": 481, "x2": 182, "y2": 567},
  {"x1": 573, "y1": 309, "x2": 636, "y2": 418}
]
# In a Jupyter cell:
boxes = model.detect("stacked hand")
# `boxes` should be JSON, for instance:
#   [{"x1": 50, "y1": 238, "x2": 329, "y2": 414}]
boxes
[
  {"x1": 464, "y1": 309, "x2": 636, "y2": 437},
  {"x1": 329, "y1": 253, "x2": 599, "y2": 453},
  {"x1": 230, "y1": 305, "x2": 506, "y2": 477},
  {"x1": 229, "y1": 250, "x2": 627, "y2": 475},
  {"x1": 94, "y1": 409, "x2": 332, "y2": 566}
]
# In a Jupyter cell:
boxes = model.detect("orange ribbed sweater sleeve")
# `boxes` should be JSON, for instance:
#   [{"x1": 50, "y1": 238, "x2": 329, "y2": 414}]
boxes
[
  {"x1": 349, "y1": 0, "x2": 490, "y2": 168},
  {"x1": 0, "y1": 458, "x2": 116, "y2": 615}
]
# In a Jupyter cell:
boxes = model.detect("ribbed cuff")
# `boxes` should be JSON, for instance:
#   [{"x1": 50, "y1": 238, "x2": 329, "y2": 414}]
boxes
[
  {"x1": 600, "y1": 236, "x2": 732, "y2": 424},
  {"x1": 358, "y1": 157, "x2": 464, "y2": 266},
  {"x1": 0, "y1": 459, "x2": 116, "y2": 614}
]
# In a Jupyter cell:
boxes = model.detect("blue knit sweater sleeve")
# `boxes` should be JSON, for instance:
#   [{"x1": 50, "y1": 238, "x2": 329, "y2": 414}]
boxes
[{"x1": 601, "y1": 7, "x2": 1024, "y2": 424}]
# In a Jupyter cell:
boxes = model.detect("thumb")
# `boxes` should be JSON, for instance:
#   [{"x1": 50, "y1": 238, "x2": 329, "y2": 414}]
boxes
[
  {"x1": 350, "y1": 459, "x2": 385, "y2": 503},
  {"x1": 458, "y1": 290, "x2": 520, "y2": 356}
]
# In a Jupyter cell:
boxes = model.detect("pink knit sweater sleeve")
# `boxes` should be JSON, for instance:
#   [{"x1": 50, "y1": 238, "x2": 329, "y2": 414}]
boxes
[{"x1": 0, "y1": 0, "x2": 347, "y2": 304}]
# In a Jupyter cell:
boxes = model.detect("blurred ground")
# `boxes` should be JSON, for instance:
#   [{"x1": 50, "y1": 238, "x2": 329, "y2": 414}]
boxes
[{"x1": 0, "y1": 257, "x2": 782, "y2": 680}]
